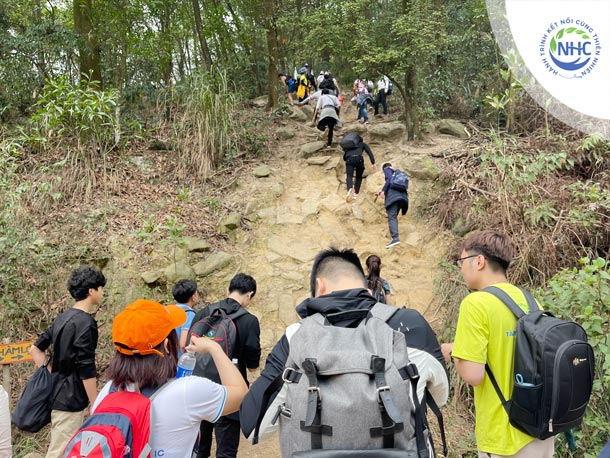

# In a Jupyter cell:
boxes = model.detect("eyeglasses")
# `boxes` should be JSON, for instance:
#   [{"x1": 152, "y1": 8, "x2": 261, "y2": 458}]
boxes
[{"x1": 455, "y1": 254, "x2": 479, "y2": 267}]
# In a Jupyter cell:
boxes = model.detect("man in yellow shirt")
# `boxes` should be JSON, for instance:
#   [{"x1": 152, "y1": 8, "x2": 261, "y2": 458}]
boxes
[{"x1": 441, "y1": 231, "x2": 554, "y2": 457}]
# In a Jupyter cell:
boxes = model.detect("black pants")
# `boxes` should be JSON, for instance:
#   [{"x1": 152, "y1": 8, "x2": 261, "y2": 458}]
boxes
[
  {"x1": 345, "y1": 162, "x2": 365, "y2": 193},
  {"x1": 374, "y1": 89, "x2": 387, "y2": 115},
  {"x1": 317, "y1": 117, "x2": 337, "y2": 146},
  {"x1": 197, "y1": 417, "x2": 241, "y2": 458}
]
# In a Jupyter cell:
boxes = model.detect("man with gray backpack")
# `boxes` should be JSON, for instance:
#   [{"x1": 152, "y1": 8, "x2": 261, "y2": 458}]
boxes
[{"x1": 240, "y1": 247, "x2": 449, "y2": 457}]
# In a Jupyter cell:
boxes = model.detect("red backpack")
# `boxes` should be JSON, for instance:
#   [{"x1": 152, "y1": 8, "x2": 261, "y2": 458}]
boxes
[{"x1": 63, "y1": 384, "x2": 169, "y2": 458}]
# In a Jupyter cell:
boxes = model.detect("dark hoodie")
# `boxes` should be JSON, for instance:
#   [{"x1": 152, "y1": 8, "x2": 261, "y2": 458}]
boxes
[{"x1": 239, "y1": 288, "x2": 447, "y2": 440}]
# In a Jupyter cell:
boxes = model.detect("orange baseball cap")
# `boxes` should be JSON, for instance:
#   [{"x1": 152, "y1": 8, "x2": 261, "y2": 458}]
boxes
[{"x1": 112, "y1": 299, "x2": 187, "y2": 357}]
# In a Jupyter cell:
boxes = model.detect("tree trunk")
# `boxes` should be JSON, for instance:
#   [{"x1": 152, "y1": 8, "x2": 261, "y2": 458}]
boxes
[
  {"x1": 191, "y1": 0, "x2": 212, "y2": 71},
  {"x1": 264, "y1": 0, "x2": 279, "y2": 110},
  {"x1": 73, "y1": 0, "x2": 102, "y2": 86}
]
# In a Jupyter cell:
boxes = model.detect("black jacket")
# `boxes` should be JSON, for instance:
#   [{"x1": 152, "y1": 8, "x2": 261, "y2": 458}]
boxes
[
  {"x1": 239, "y1": 289, "x2": 447, "y2": 439},
  {"x1": 35, "y1": 308, "x2": 98, "y2": 411},
  {"x1": 191, "y1": 298, "x2": 261, "y2": 382}
]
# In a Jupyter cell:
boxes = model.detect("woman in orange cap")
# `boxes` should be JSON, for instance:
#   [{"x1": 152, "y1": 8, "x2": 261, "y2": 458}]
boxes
[{"x1": 92, "y1": 299, "x2": 247, "y2": 458}]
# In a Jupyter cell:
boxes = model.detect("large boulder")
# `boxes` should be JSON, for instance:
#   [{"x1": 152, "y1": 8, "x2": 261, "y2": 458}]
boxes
[
  {"x1": 251, "y1": 96, "x2": 268, "y2": 108},
  {"x1": 368, "y1": 122, "x2": 406, "y2": 142},
  {"x1": 299, "y1": 141, "x2": 327, "y2": 158},
  {"x1": 402, "y1": 156, "x2": 440, "y2": 181},
  {"x1": 164, "y1": 262, "x2": 195, "y2": 283},
  {"x1": 300, "y1": 104, "x2": 315, "y2": 117},
  {"x1": 438, "y1": 119, "x2": 469, "y2": 139},
  {"x1": 192, "y1": 251, "x2": 233, "y2": 277},
  {"x1": 340, "y1": 124, "x2": 367, "y2": 136},
  {"x1": 289, "y1": 106, "x2": 308, "y2": 122},
  {"x1": 141, "y1": 269, "x2": 165, "y2": 285},
  {"x1": 277, "y1": 127, "x2": 296, "y2": 140},
  {"x1": 306, "y1": 155, "x2": 331, "y2": 166}
]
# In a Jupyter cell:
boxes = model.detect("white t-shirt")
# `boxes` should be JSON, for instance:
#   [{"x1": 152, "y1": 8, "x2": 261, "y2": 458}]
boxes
[
  {"x1": 0, "y1": 386, "x2": 11, "y2": 458},
  {"x1": 94, "y1": 376, "x2": 226, "y2": 458}
]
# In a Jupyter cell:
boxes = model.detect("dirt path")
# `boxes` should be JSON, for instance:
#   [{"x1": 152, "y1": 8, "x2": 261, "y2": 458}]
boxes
[{"x1": 217, "y1": 99, "x2": 464, "y2": 456}]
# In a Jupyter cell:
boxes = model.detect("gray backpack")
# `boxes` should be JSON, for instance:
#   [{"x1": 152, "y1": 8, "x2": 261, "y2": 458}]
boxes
[{"x1": 278, "y1": 304, "x2": 431, "y2": 458}]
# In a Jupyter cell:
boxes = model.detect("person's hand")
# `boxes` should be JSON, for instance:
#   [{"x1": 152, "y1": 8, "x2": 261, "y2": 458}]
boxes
[
  {"x1": 187, "y1": 335, "x2": 221, "y2": 355},
  {"x1": 372, "y1": 164, "x2": 378, "y2": 172},
  {"x1": 378, "y1": 191, "x2": 384, "y2": 199},
  {"x1": 441, "y1": 343, "x2": 453, "y2": 364}
]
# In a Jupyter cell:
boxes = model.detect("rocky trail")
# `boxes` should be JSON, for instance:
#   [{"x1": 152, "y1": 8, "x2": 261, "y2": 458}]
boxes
[{"x1": 221, "y1": 98, "x2": 465, "y2": 456}]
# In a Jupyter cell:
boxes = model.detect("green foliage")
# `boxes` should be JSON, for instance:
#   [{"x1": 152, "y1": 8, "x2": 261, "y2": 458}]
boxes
[
  {"x1": 175, "y1": 69, "x2": 237, "y2": 179},
  {"x1": 537, "y1": 258, "x2": 610, "y2": 456},
  {"x1": 33, "y1": 76, "x2": 118, "y2": 152}
]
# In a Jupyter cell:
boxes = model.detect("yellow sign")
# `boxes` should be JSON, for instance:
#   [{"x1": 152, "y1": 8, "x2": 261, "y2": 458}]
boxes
[{"x1": 0, "y1": 341, "x2": 34, "y2": 365}]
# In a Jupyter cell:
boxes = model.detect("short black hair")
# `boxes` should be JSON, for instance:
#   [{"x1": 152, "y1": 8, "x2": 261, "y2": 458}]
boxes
[
  {"x1": 172, "y1": 279, "x2": 198, "y2": 304},
  {"x1": 382, "y1": 163, "x2": 393, "y2": 170},
  {"x1": 229, "y1": 273, "x2": 257, "y2": 298},
  {"x1": 67, "y1": 267, "x2": 106, "y2": 301},
  {"x1": 321, "y1": 88, "x2": 329, "y2": 95},
  {"x1": 310, "y1": 247, "x2": 366, "y2": 297}
]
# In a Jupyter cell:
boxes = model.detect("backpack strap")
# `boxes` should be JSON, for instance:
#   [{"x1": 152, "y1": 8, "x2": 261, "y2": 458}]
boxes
[
  {"x1": 425, "y1": 388, "x2": 447, "y2": 457},
  {"x1": 482, "y1": 286, "x2": 539, "y2": 417},
  {"x1": 398, "y1": 363, "x2": 430, "y2": 458},
  {"x1": 300, "y1": 358, "x2": 332, "y2": 449},
  {"x1": 370, "y1": 303, "x2": 399, "y2": 323},
  {"x1": 138, "y1": 380, "x2": 172, "y2": 458},
  {"x1": 369, "y1": 356, "x2": 404, "y2": 448}
]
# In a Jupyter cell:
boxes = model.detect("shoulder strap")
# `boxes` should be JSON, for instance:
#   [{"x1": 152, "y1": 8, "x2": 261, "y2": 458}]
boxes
[
  {"x1": 370, "y1": 302, "x2": 399, "y2": 323},
  {"x1": 482, "y1": 285, "x2": 539, "y2": 416},
  {"x1": 482, "y1": 285, "x2": 539, "y2": 319},
  {"x1": 425, "y1": 388, "x2": 447, "y2": 457},
  {"x1": 138, "y1": 380, "x2": 173, "y2": 458}
]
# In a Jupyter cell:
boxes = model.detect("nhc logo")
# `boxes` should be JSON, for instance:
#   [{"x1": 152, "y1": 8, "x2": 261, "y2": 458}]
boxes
[{"x1": 539, "y1": 18, "x2": 602, "y2": 78}]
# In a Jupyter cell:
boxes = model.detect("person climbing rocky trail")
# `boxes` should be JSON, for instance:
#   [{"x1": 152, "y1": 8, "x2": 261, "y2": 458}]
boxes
[{"x1": 225, "y1": 95, "x2": 465, "y2": 456}]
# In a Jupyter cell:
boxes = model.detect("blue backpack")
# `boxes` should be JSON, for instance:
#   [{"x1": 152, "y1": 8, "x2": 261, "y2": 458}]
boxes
[
  {"x1": 286, "y1": 78, "x2": 298, "y2": 92},
  {"x1": 390, "y1": 169, "x2": 409, "y2": 192}
]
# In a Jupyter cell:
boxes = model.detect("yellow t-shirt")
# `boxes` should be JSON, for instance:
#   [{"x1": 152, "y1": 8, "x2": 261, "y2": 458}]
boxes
[{"x1": 452, "y1": 283, "x2": 535, "y2": 455}]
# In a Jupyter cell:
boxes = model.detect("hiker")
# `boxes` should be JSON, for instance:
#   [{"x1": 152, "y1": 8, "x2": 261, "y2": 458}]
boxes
[
  {"x1": 440, "y1": 231, "x2": 555, "y2": 457},
  {"x1": 356, "y1": 90, "x2": 373, "y2": 124},
  {"x1": 365, "y1": 254, "x2": 392, "y2": 305},
  {"x1": 304, "y1": 63, "x2": 318, "y2": 91},
  {"x1": 29, "y1": 267, "x2": 106, "y2": 458},
  {"x1": 278, "y1": 73, "x2": 297, "y2": 105},
  {"x1": 93, "y1": 299, "x2": 248, "y2": 458},
  {"x1": 341, "y1": 132, "x2": 377, "y2": 202},
  {"x1": 171, "y1": 279, "x2": 198, "y2": 354},
  {"x1": 193, "y1": 273, "x2": 261, "y2": 458},
  {"x1": 312, "y1": 89, "x2": 341, "y2": 147},
  {"x1": 239, "y1": 247, "x2": 449, "y2": 456},
  {"x1": 318, "y1": 71, "x2": 338, "y2": 95},
  {"x1": 317, "y1": 70, "x2": 325, "y2": 86},
  {"x1": 0, "y1": 386, "x2": 10, "y2": 458},
  {"x1": 374, "y1": 74, "x2": 391, "y2": 116},
  {"x1": 379, "y1": 162, "x2": 409, "y2": 248},
  {"x1": 296, "y1": 67, "x2": 310, "y2": 103}
]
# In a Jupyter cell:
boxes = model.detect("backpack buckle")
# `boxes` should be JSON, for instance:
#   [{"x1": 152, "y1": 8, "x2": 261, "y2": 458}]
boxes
[
  {"x1": 282, "y1": 367, "x2": 302, "y2": 384},
  {"x1": 376, "y1": 385, "x2": 391, "y2": 403},
  {"x1": 308, "y1": 386, "x2": 322, "y2": 400}
]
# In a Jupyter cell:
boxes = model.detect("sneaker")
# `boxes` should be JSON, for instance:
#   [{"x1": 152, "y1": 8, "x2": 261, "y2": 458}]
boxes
[
  {"x1": 364, "y1": 121, "x2": 369, "y2": 125},
  {"x1": 345, "y1": 188, "x2": 354, "y2": 202},
  {"x1": 358, "y1": 119, "x2": 364, "y2": 124},
  {"x1": 385, "y1": 240, "x2": 401, "y2": 249},
  {"x1": 318, "y1": 127, "x2": 329, "y2": 140},
  {"x1": 353, "y1": 193, "x2": 359, "y2": 200}
]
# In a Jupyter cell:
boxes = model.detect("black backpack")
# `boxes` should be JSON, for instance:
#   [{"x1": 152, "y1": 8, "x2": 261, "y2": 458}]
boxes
[
  {"x1": 484, "y1": 286, "x2": 594, "y2": 439},
  {"x1": 188, "y1": 304, "x2": 248, "y2": 383},
  {"x1": 390, "y1": 169, "x2": 409, "y2": 192},
  {"x1": 340, "y1": 132, "x2": 363, "y2": 151}
]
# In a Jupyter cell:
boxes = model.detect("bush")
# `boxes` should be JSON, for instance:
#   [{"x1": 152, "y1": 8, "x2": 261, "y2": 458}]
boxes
[{"x1": 537, "y1": 257, "x2": 610, "y2": 457}]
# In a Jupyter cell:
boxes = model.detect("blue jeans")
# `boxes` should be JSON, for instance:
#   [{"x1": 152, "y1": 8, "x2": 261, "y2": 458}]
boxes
[
  {"x1": 386, "y1": 202, "x2": 400, "y2": 242},
  {"x1": 357, "y1": 104, "x2": 368, "y2": 122}
]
